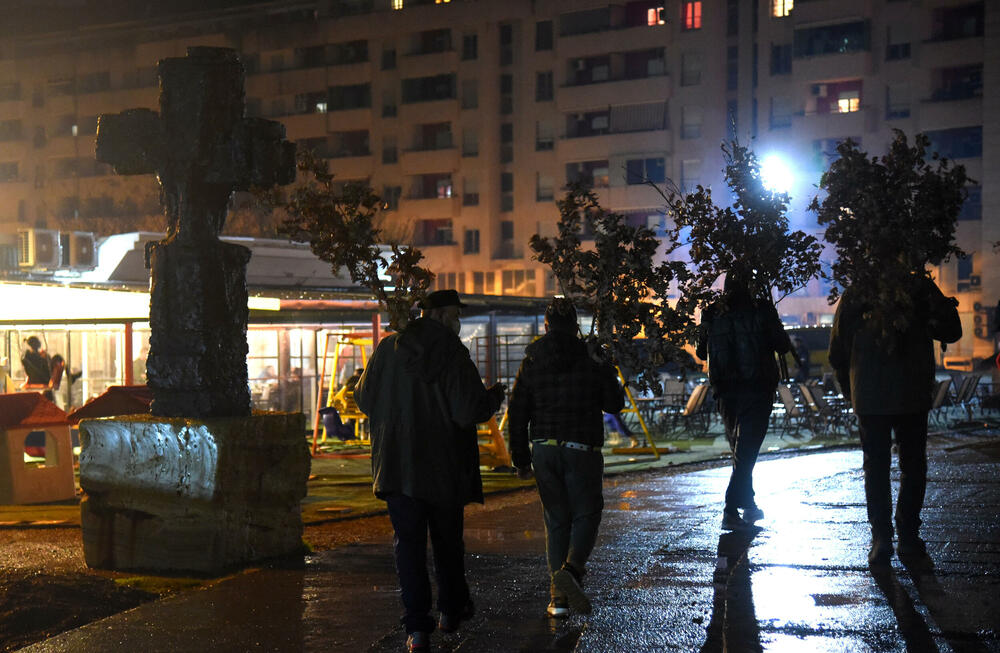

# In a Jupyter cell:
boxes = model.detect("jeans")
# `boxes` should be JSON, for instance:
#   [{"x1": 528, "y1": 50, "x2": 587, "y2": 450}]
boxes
[
  {"x1": 857, "y1": 412, "x2": 928, "y2": 541},
  {"x1": 385, "y1": 494, "x2": 469, "y2": 634},
  {"x1": 717, "y1": 390, "x2": 774, "y2": 511},
  {"x1": 532, "y1": 443, "x2": 604, "y2": 593}
]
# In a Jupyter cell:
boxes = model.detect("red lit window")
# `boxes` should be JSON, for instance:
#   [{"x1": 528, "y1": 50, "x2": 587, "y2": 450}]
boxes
[{"x1": 683, "y1": 1, "x2": 702, "y2": 30}]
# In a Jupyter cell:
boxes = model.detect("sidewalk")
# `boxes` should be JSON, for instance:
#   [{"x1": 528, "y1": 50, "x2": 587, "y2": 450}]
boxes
[
  {"x1": 17, "y1": 429, "x2": 1000, "y2": 652},
  {"x1": 0, "y1": 423, "x2": 857, "y2": 529}
]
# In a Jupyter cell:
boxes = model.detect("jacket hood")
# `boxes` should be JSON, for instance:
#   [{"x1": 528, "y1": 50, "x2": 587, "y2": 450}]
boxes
[
  {"x1": 395, "y1": 316, "x2": 464, "y2": 382},
  {"x1": 525, "y1": 330, "x2": 588, "y2": 372}
]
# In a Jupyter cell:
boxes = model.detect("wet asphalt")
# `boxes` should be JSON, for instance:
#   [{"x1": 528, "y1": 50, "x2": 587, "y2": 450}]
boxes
[{"x1": 18, "y1": 437, "x2": 1000, "y2": 652}]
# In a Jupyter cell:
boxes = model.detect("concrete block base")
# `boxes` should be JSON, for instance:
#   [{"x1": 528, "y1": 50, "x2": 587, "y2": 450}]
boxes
[{"x1": 78, "y1": 412, "x2": 309, "y2": 574}]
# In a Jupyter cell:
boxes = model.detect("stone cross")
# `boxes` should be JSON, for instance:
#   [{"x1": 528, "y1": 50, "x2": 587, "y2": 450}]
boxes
[{"x1": 96, "y1": 47, "x2": 295, "y2": 417}]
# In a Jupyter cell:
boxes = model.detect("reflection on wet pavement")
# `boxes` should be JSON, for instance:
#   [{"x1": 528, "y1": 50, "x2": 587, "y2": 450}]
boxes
[{"x1": 23, "y1": 440, "x2": 1000, "y2": 652}]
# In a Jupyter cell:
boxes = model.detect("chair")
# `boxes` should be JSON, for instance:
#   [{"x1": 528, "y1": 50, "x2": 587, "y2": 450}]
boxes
[
  {"x1": 775, "y1": 384, "x2": 807, "y2": 435},
  {"x1": 673, "y1": 383, "x2": 712, "y2": 437},
  {"x1": 929, "y1": 378, "x2": 953, "y2": 427},
  {"x1": 799, "y1": 383, "x2": 855, "y2": 437},
  {"x1": 953, "y1": 374, "x2": 982, "y2": 422}
]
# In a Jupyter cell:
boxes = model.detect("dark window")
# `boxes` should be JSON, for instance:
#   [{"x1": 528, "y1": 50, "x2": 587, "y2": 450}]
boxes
[
  {"x1": 382, "y1": 186, "x2": 401, "y2": 210},
  {"x1": 416, "y1": 29, "x2": 452, "y2": 55},
  {"x1": 931, "y1": 64, "x2": 983, "y2": 101},
  {"x1": 462, "y1": 34, "x2": 477, "y2": 60},
  {"x1": 0, "y1": 82, "x2": 20, "y2": 101},
  {"x1": 624, "y1": 48, "x2": 665, "y2": 79},
  {"x1": 567, "y1": 55, "x2": 611, "y2": 85},
  {"x1": 328, "y1": 83, "x2": 371, "y2": 111},
  {"x1": 958, "y1": 185, "x2": 981, "y2": 221},
  {"x1": 500, "y1": 74, "x2": 514, "y2": 114},
  {"x1": 0, "y1": 162, "x2": 18, "y2": 182},
  {"x1": 328, "y1": 40, "x2": 369, "y2": 66},
  {"x1": 794, "y1": 21, "x2": 870, "y2": 58},
  {"x1": 566, "y1": 110, "x2": 610, "y2": 138},
  {"x1": 931, "y1": 4, "x2": 984, "y2": 41},
  {"x1": 500, "y1": 220, "x2": 514, "y2": 240},
  {"x1": 727, "y1": 46, "x2": 738, "y2": 91},
  {"x1": 77, "y1": 71, "x2": 110, "y2": 94},
  {"x1": 771, "y1": 43, "x2": 792, "y2": 75},
  {"x1": 535, "y1": 20, "x2": 553, "y2": 50},
  {"x1": 726, "y1": 0, "x2": 738, "y2": 36},
  {"x1": 500, "y1": 24, "x2": 514, "y2": 66},
  {"x1": 625, "y1": 157, "x2": 665, "y2": 184},
  {"x1": 536, "y1": 71, "x2": 553, "y2": 101},
  {"x1": 464, "y1": 229, "x2": 480, "y2": 253},
  {"x1": 330, "y1": 130, "x2": 370, "y2": 158},
  {"x1": 296, "y1": 45, "x2": 326, "y2": 68},
  {"x1": 559, "y1": 8, "x2": 610, "y2": 36},
  {"x1": 401, "y1": 74, "x2": 456, "y2": 103},
  {"x1": 565, "y1": 160, "x2": 609, "y2": 187},
  {"x1": 382, "y1": 48, "x2": 397, "y2": 70},
  {"x1": 624, "y1": 1, "x2": 665, "y2": 27},
  {"x1": 500, "y1": 173, "x2": 514, "y2": 211},
  {"x1": 0, "y1": 119, "x2": 22, "y2": 141},
  {"x1": 415, "y1": 219, "x2": 454, "y2": 246},
  {"x1": 727, "y1": 101, "x2": 738, "y2": 141},
  {"x1": 925, "y1": 126, "x2": 982, "y2": 159}
]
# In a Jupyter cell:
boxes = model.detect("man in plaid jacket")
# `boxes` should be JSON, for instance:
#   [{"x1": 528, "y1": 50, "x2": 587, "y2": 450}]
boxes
[{"x1": 508, "y1": 298, "x2": 625, "y2": 617}]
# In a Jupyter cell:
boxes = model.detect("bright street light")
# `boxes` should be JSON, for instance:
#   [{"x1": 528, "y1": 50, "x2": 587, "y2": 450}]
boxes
[{"x1": 760, "y1": 154, "x2": 794, "y2": 195}]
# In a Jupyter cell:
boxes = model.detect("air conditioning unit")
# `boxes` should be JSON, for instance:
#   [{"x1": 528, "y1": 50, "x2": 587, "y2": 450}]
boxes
[
  {"x1": 17, "y1": 229, "x2": 61, "y2": 269},
  {"x1": 811, "y1": 84, "x2": 828, "y2": 97},
  {"x1": 61, "y1": 231, "x2": 96, "y2": 269}
]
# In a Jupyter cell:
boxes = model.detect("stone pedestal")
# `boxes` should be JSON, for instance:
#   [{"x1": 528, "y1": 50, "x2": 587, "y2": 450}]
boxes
[{"x1": 78, "y1": 413, "x2": 309, "y2": 573}]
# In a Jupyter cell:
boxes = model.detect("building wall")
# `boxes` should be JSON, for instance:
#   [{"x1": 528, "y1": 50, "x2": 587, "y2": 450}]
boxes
[{"x1": 0, "y1": 0, "x2": 994, "y2": 359}]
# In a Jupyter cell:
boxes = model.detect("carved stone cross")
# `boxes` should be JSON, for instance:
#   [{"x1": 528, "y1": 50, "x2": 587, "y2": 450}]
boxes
[{"x1": 96, "y1": 47, "x2": 295, "y2": 417}]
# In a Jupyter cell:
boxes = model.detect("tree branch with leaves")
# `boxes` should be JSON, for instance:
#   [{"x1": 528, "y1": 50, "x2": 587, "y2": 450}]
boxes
[
  {"x1": 256, "y1": 150, "x2": 434, "y2": 330},
  {"x1": 530, "y1": 183, "x2": 697, "y2": 394},
  {"x1": 663, "y1": 141, "x2": 823, "y2": 310},
  {"x1": 809, "y1": 129, "x2": 970, "y2": 338}
]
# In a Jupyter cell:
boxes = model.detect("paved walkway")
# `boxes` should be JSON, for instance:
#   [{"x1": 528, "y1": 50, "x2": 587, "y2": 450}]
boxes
[{"x1": 19, "y1": 433, "x2": 1000, "y2": 652}]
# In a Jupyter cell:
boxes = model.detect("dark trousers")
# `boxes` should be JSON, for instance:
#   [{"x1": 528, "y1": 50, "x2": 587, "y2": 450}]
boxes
[
  {"x1": 857, "y1": 412, "x2": 928, "y2": 541},
  {"x1": 718, "y1": 390, "x2": 774, "y2": 511},
  {"x1": 532, "y1": 443, "x2": 604, "y2": 593},
  {"x1": 385, "y1": 494, "x2": 470, "y2": 634}
]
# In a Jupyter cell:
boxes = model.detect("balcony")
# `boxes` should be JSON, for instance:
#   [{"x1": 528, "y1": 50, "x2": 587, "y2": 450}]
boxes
[
  {"x1": 277, "y1": 112, "x2": 330, "y2": 141},
  {"x1": 399, "y1": 196, "x2": 461, "y2": 220},
  {"x1": 919, "y1": 96, "x2": 981, "y2": 129},
  {"x1": 557, "y1": 75, "x2": 670, "y2": 113},
  {"x1": 919, "y1": 38, "x2": 984, "y2": 69},
  {"x1": 793, "y1": 51, "x2": 872, "y2": 83},
  {"x1": 789, "y1": 0, "x2": 867, "y2": 24},
  {"x1": 559, "y1": 129, "x2": 671, "y2": 162},
  {"x1": 399, "y1": 49, "x2": 459, "y2": 79},
  {"x1": 399, "y1": 98, "x2": 459, "y2": 124},
  {"x1": 556, "y1": 24, "x2": 669, "y2": 60},
  {"x1": 327, "y1": 154, "x2": 374, "y2": 180},
  {"x1": 325, "y1": 107, "x2": 372, "y2": 131},
  {"x1": 793, "y1": 105, "x2": 873, "y2": 141},
  {"x1": 399, "y1": 147, "x2": 459, "y2": 175},
  {"x1": 605, "y1": 183, "x2": 668, "y2": 209}
]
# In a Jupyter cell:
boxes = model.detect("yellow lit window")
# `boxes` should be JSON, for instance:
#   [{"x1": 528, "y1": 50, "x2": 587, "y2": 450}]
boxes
[
  {"x1": 435, "y1": 0, "x2": 451, "y2": 3},
  {"x1": 836, "y1": 93, "x2": 860, "y2": 113},
  {"x1": 392, "y1": 0, "x2": 403, "y2": 9},
  {"x1": 647, "y1": 7, "x2": 665, "y2": 26},
  {"x1": 682, "y1": 1, "x2": 702, "y2": 30},
  {"x1": 772, "y1": 0, "x2": 793, "y2": 18}
]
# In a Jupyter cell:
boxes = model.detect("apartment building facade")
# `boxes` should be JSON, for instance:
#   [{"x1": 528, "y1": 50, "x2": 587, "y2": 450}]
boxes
[{"x1": 0, "y1": 0, "x2": 995, "y2": 361}]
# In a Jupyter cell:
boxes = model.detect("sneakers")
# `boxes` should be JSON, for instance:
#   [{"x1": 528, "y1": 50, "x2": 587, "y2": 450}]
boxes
[
  {"x1": 406, "y1": 631, "x2": 430, "y2": 651},
  {"x1": 721, "y1": 509, "x2": 749, "y2": 531},
  {"x1": 438, "y1": 599, "x2": 475, "y2": 633},
  {"x1": 546, "y1": 596, "x2": 570, "y2": 618},
  {"x1": 742, "y1": 505, "x2": 764, "y2": 523},
  {"x1": 553, "y1": 565, "x2": 592, "y2": 614}
]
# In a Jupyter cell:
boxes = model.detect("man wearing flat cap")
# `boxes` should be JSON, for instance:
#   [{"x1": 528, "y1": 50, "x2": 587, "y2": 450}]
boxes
[{"x1": 356, "y1": 289, "x2": 506, "y2": 651}]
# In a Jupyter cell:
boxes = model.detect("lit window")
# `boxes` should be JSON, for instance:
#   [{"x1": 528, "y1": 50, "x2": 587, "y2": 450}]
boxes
[
  {"x1": 315, "y1": 102, "x2": 327, "y2": 113},
  {"x1": 648, "y1": 7, "x2": 665, "y2": 26},
  {"x1": 435, "y1": 0, "x2": 451, "y2": 3},
  {"x1": 772, "y1": 0, "x2": 793, "y2": 18},
  {"x1": 836, "y1": 91, "x2": 859, "y2": 113},
  {"x1": 682, "y1": 2, "x2": 702, "y2": 30},
  {"x1": 392, "y1": 0, "x2": 403, "y2": 9}
]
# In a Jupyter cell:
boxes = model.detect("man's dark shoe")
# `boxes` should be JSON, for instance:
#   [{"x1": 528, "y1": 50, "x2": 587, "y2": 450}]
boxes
[
  {"x1": 868, "y1": 538, "x2": 893, "y2": 568},
  {"x1": 406, "y1": 631, "x2": 430, "y2": 651},
  {"x1": 553, "y1": 564, "x2": 591, "y2": 614},
  {"x1": 438, "y1": 599, "x2": 474, "y2": 633},
  {"x1": 742, "y1": 505, "x2": 765, "y2": 523},
  {"x1": 898, "y1": 536, "x2": 933, "y2": 569},
  {"x1": 721, "y1": 509, "x2": 749, "y2": 531}
]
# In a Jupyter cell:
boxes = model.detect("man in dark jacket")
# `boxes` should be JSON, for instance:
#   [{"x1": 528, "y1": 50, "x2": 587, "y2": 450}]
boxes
[
  {"x1": 508, "y1": 298, "x2": 625, "y2": 617},
  {"x1": 355, "y1": 289, "x2": 505, "y2": 652},
  {"x1": 829, "y1": 276, "x2": 961, "y2": 567},
  {"x1": 697, "y1": 273, "x2": 791, "y2": 531}
]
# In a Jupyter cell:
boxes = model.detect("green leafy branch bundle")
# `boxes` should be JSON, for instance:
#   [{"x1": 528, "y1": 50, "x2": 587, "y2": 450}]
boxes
[
  {"x1": 664, "y1": 141, "x2": 823, "y2": 309},
  {"x1": 809, "y1": 130, "x2": 970, "y2": 337},
  {"x1": 530, "y1": 183, "x2": 696, "y2": 394}
]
